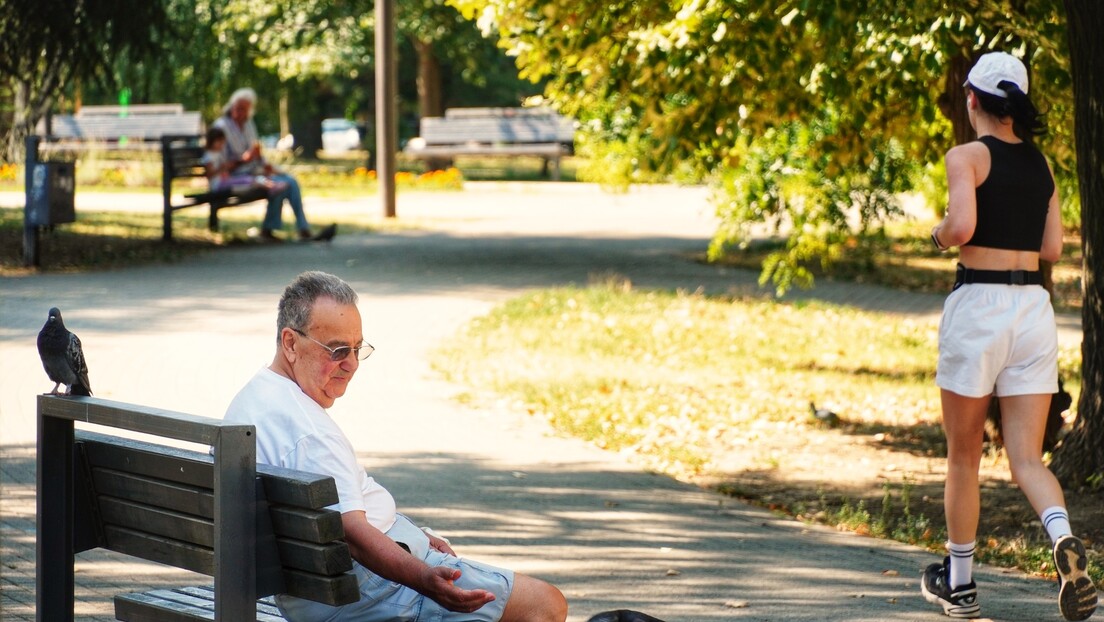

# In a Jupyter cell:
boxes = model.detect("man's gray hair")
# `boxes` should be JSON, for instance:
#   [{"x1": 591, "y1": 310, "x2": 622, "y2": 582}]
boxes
[
  {"x1": 277, "y1": 271, "x2": 358, "y2": 340},
  {"x1": 223, "y1": 87, "x2": 258, "y2": 116}
]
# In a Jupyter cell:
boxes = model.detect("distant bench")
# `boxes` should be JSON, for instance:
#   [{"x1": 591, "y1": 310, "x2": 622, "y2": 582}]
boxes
[
  {"x1": 160, "y1": 134, "x2": 269, "y2": 241},
  {"x1": 37, "y1": 395, "x2": 358, "y2": 622},
  {"x1": 37, "y1": 104, "x2": 204, "y2": 150},
  {"x1": 404, "y1": 107, "x2": 575, "y2": 180}
]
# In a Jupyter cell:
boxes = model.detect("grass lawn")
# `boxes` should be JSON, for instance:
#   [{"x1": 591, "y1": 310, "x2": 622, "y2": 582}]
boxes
[
  {"x1": 0, "y1": 205, "x2": 391, "y2": 275},
  {"x1": 432, "y1": 281, "x2": 1101, "y2": 588}
]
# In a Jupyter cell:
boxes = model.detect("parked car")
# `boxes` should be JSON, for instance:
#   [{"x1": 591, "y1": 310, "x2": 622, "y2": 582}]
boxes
[{"x1": 321, "y1": 118, "x2": 361, "y2": 152}]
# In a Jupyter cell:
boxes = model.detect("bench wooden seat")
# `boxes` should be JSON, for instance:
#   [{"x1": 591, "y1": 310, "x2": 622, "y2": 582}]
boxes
[
  {"x1": 161, "y1": 134, "x2": 269, "y2": 241},
  {"x1": 37, "y1": 395, "x2": 358, "y2": 622},
  {"x1": 114, "y1": 587, "x2": 286, "y2": 622},
  {"x1": 404, "y1": 107, "x2": 575, "y2": 180}
]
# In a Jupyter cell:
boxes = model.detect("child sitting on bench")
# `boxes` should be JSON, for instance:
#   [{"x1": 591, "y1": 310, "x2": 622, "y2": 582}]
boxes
[{"x1": 202, "y1": 127, "x2": 287, "y2": 195}]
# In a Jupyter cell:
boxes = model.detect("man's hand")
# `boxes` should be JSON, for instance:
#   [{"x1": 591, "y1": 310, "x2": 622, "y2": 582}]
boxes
[
  {"x1": 342, "y1": 512, "x2": 496, "y2": 614},
  {"x1": 424, "y1": 531, "x2": 455, "y2": 556},
  {"x1": 421, "y1": 565, "x2": 496, "y2": 613}
]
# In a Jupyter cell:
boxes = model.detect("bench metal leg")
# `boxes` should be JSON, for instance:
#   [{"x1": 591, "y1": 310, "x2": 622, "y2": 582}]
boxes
[
  {"x1": 37, "y1": 413, "x2": 75, "y2": 622},
  {"x1": 163, "y1": 206, "x2": 173, "y2": 241},
  {"x1": 548, "y1": 157, "x2": 561, "y2": 181},
  {"x1": 209, "y1": 202, "x2": 222, "y2": 232}
]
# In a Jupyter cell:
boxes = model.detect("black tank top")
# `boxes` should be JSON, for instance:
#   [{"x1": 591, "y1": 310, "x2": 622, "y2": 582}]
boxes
[{"x1": 965, "y1": 136, "x2": 1054, "y2": 251}]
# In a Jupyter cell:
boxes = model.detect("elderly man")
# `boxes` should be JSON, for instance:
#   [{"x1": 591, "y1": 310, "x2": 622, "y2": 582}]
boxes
[
  {"x1": 213, "y1": 88, "x2": 333, "y2": 242},
  {"x1": 225, "y1": 271, "x2": 568, "y2": 622}
]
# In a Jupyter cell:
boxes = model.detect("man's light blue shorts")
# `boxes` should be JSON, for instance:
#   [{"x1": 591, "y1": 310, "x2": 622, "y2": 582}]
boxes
[{"x1": 275, "y1": 514, "x2": 513, "y2": 622}]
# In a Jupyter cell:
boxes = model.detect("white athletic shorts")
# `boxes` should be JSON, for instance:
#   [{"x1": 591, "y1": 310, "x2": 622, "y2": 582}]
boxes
[{"x1": 936, "y1": 283, "x2": 1058, "y2": 398}]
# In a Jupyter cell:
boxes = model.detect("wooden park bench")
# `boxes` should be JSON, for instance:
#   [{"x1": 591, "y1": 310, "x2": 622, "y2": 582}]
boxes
[
  {"x1": 160, "y1": 134, "x2": 269, "y2": 241},
  {"x1": 403, "y1": 107, "x2": 575, "y2": 180},
  {"x1": 36, "y1": 395, "x2": 358, "y2": 622},
  {"x1": 24, "y1": 105, "x2": 214, "y2": 262}
]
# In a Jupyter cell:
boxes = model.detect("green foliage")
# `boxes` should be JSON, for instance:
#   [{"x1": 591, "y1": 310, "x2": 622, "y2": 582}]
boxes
[
  {"x1": 452, "y1": 0, "x2": 1073, "y2": 293},
  {"x1": 0, "y1": 0, "x2": 171, "y2": 159},
  {"x1": 708, "y1": 116, "x2": 917, "y2": 294}
]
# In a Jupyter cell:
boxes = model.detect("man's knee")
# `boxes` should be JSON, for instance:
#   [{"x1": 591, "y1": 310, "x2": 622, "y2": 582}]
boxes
[{"x1": 501, "y1": 575, "x2": 567, "y2": 622}]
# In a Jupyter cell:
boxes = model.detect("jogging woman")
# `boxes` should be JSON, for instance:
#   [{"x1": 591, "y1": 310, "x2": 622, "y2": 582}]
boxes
[{"x1": 923, "y1": 51, "x2": 1097, "y2": 621}]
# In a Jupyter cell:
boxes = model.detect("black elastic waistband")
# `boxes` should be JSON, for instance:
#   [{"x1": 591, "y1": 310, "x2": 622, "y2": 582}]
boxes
[{"x1": 954, "y1": 264, "x2": 1043, "y2": 289}]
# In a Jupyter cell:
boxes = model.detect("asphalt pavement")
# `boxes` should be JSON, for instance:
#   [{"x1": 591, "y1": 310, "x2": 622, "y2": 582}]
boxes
[{"x1": 0, "y1": 182, "x2": 1086, "y2": 621}]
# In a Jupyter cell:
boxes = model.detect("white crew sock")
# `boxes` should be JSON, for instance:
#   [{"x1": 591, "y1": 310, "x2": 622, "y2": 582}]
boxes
[
  {"x1": 1040, "y1": 506, "x2": 1073, "y2": 543},
  {"x1": 948, "y1": 540, "x2": 976, "y2": 589}
]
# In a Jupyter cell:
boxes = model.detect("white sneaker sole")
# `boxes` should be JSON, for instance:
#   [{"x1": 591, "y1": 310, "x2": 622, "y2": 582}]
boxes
[{"x1": 1055, "y1": 536, "x2": 1098, "y2": 621}]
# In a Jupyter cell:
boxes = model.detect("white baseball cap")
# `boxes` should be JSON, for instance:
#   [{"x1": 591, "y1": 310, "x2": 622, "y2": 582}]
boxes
[{"x1": 965, "y1": 52, "x2": 1029, "y2": 98}]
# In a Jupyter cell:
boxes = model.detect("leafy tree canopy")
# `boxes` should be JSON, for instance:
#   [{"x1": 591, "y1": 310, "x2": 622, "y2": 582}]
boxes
[{"x1": 454, "y1": 0, "x2": 1071, "y2": 291}]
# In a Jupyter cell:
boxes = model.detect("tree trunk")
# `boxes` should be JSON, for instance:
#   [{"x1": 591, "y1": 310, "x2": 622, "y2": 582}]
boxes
[
  {"x1": 937, "y1": 53, "x2": 976, "y2": 147},
  {"x1": 6, "y1": 81, "x2": 32, "y2": 162},
  {"x1": 413, "y1": 39, "x2": 443, "y2": 119},
  {"x1": 1052, "y1": 0, "x2": 1104, "y2": 486},
  {"x1": 412, "y1": 38, "x2": 451, "y2": 171}
]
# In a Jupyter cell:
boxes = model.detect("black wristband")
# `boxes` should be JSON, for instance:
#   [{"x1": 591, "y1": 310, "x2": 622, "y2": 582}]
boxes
[{"x1": 931, "y1": 230, "x2": 947, "y2": 252}]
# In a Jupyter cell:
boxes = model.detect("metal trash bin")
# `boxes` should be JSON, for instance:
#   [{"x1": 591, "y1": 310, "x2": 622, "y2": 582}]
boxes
[{"x1": 26, "y1": 161, "x2": 75, "y2": 226}]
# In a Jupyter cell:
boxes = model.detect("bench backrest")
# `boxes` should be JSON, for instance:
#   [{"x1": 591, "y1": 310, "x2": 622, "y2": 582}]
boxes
[
  {"x1": 162, "y1": 134, "x2": 209, "y2": 182},
  {"x1": 39, "y1": 109, "x2": 203, "y2": 143},
  {"x1": 73, "y1": 430, "x2": 358, "y2": 607},
  {"x1": 76, "y1": 104, "x2": 187, "y2": 117},
  {"x1": 419, "y1": 109, "x2": 574, "y2": 146}
]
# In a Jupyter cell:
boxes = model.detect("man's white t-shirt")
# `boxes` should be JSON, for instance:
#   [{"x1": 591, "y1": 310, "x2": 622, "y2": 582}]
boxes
[{"x1": 224, "y1": 367, "x2": 397, "y2": 532}]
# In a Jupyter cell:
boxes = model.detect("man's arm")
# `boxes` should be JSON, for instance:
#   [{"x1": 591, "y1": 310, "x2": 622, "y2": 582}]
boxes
[{"x1": 341, "y1": 511, "x2": 497, "y2": 613}]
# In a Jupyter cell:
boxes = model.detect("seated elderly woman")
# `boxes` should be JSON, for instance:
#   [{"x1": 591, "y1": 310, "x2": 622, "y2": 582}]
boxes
[{"x1": 212, "y1": 88, "x2": 334, "y2": 242}]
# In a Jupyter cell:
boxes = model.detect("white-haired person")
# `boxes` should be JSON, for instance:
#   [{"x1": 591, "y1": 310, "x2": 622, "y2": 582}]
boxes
[
  {"x1": 212, "y1": 88, "x2": 334, "y2": 242},
  {"x1": 924, "y1": 51, "x2": 1097, "y2": 621}
]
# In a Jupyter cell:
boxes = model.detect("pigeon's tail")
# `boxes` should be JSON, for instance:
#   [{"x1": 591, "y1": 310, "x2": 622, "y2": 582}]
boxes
[{"x1": 70, "y1": 383, "x2": 92, "y2": 397}]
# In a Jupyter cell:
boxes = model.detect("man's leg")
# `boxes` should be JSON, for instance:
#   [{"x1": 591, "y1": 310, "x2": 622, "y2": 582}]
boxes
[{"x1": 500, "y1": 573, "x2": 567, "y2": 622}]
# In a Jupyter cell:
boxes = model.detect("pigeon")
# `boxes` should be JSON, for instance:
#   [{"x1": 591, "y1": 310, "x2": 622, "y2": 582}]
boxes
[
  {"x1": 37, "y1": 307, "x2": 92, "y2": 396},
  {"x1": 312, "y1": 223, "x2": 337, "y2": 242},
  {"x1": 809, "y1": 401, "x2": 841, "y2": 428}
]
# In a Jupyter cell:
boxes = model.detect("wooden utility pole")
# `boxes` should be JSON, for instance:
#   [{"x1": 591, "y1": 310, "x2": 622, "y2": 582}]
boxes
[{"x1": 375, "y1": 0, "x2": 397, "y2": 218}]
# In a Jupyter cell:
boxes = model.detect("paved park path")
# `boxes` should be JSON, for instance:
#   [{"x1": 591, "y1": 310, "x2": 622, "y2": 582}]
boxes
[{"x1": 0, "y1": 183, "x2": 1084, "y2": 621}]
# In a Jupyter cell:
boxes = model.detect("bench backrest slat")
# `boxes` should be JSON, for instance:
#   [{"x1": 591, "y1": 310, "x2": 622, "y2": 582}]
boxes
[
  {"x1": 42, "y1": 112, "x2": 203, "y2": 142},
  {"x1": 420, "y1": 114, "x2": 574, "y2": 146},
  {"x1": 98, "y1": 496, "x2": 213, "y2": 547},
  {"x1": 276, "y1": 538, "x2": 354, "y2": 576},
  {"x1": 105, "y1": 524, "x2": 215, "y2": 575},
  {"x1": 269, "y1": 506, "x2": 344, "y2": 543},
  {"x1": 74, "y1": 430, "x2": 357, "y2": 606},
  {"x1": 91, "y1": 468, "x2": 215, "y2": 517},
  {"x1": 77, "y1": 104, "x2": 186, "y2": 117}
]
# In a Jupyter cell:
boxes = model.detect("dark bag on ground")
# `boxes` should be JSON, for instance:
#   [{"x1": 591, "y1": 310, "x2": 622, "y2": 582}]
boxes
[{"x1": 586, "y1": 610, "x2": 666, "y2": 622}]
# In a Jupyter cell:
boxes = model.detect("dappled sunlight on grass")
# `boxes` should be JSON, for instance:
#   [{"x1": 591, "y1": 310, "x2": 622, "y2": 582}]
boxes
[
  {"x1": 433, "y1": 282, "x2": 1097, "y2": 585},
  {"x1": 434, "y1": 285, "x2": 947, "y2": 477}
]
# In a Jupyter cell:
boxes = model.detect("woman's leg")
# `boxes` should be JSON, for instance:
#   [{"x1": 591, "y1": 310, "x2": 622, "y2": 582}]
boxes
[
  {"x1": 938, "y1": 388, "x2": 992, "y2": 592},
  {"x1": 941, "y1": 389, "x2": 990, "y2": 545},
  {"x1": 1001, "y1": 394, "x2": 1097, "y2": 622},
  {"x1": 273, "y1": 174, "x2": 309, "y2": 232},
  {"x1": 262, "y1": 191, "x2": 285, "y2": 232},
  {"x1": 997, "y1": 393, "x2": 1067, "y2": 518}
]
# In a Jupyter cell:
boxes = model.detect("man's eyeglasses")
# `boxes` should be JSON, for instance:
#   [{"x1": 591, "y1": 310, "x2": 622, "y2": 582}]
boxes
[{"x1": 293, "y1": 329, "x2": 374, "y2": 361}]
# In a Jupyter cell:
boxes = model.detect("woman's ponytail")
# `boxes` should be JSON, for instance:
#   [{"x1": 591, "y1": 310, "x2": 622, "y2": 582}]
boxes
[{"x1": 996, "y1": 79, "x2": 1047, "y2": 139}]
